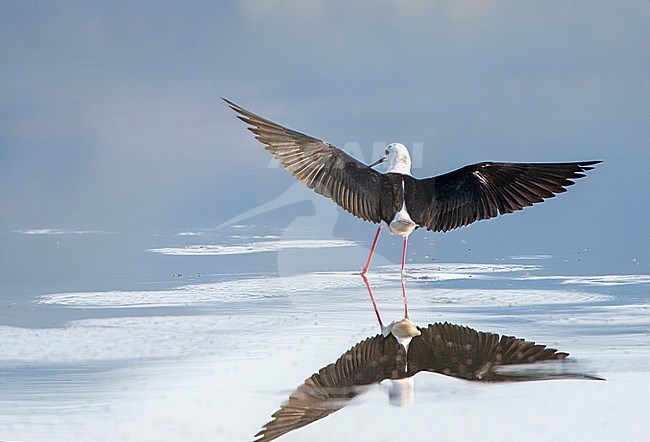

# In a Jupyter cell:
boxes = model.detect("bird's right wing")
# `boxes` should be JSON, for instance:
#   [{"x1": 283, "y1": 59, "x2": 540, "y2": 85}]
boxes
[
  {"x1": 415, "y1": 161, "x2": 600, "y2": 232},
  {"x1": 406, "y1": 322, "x2": 569, "y2": 382},
  {"x1": 224, "y1": 99, "x2": 384, "y2": 223},
  {"x1": 254, "y1": 334, "x2": 405, "y2": 441}
]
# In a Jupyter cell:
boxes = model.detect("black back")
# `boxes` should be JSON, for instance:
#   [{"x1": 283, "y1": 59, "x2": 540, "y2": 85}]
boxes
[{"x1": 379, "y1": 173, "x2": 408, "y2": 224}]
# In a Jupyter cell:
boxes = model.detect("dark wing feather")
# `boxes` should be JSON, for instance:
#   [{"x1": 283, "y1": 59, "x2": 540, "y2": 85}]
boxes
[
  {"x1": 254, "y1": 334, "x2": 405, "y2": 442},
  {"x1": 406, "y1": 322, "x2": 568, "y2": 382},
  {"x1": 415, "y1": 161, "x2": 601, "y2": 232},
  {"x1": 224, "y1": 99, "x2": 383, "y2": 223}
]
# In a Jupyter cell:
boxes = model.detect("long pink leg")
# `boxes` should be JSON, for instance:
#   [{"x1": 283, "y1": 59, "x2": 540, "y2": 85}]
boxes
[
  {"x1": 361, "y1": 274, "x2": 384, "y2": 329},
  {"x1": 360, "y1": 226, "x2": 381, "y2": 275},
  {"x1": 401, "y1": 237, "x2": 408, "y2": 277}
]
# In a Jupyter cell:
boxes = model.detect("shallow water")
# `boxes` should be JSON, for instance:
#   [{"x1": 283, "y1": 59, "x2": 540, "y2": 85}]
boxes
[{"x1": 1, "y1": 227, "x2": 648, "y2": 441}]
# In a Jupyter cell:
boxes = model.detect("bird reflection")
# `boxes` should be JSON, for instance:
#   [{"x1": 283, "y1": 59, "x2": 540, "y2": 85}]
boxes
[{"x1": 254, "y1": 281, "x2": 601, "y2": 441}]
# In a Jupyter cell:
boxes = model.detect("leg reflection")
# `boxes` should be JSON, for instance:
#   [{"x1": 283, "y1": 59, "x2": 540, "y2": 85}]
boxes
[
  {"x1": 361, "y1": 273, "x2": 411, "y2": 331},
  {"x1": 360, "y1": 273, "x2": 383, "y2": 330},
  {"x1": 401, "y1": 275, "x2": 409, "y2": 319}
]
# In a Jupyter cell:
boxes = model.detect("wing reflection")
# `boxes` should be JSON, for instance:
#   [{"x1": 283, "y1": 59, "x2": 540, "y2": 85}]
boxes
[
  {"x1": 255, "y1": 333, "x2": 406, "y2": 441},
  {"x1": 255, "y1": 320, "x2": 601, "y2": 441}
]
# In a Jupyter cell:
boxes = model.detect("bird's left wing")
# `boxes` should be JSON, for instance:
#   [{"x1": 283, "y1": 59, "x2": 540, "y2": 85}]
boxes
[
  {"x1": 414, "y1": 161, "x2": 600, "y2": 232},
  {"x1": 224, "y1": 99, "x2": 383, "y2": 224},
  {"x1": 254, "y1": 334, "x2": 405, "y2": 441}
]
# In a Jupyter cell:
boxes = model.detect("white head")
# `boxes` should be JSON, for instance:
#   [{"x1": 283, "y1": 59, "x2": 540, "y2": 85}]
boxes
[{"x1": 369, "y1": 143, "x2": 412, "y2": 175}]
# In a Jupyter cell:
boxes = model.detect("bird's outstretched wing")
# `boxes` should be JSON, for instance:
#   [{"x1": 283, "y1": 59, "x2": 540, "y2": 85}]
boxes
[
  {"x1": 224, "y1": 99, "x2": 383, "y2": 223},
  {"x1": 254, "y1": 334, "x2": 405, "y2": 442},
  {"x1": 406, "y1": 322, "x2": 569, "y2": 382},
  {"x1": 414, "y1": 161, "x2": 601, "y2": 232}
]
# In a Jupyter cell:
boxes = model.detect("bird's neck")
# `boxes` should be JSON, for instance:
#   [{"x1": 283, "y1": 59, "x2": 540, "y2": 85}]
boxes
[{"x1": 385, "y1": 155, "x2": 412, "y2": 175}]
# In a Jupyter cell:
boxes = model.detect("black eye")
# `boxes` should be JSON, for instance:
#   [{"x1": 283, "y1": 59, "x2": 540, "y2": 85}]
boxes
[{"x1": 385, "y1": 149, "x2": 389, "y2": 155}]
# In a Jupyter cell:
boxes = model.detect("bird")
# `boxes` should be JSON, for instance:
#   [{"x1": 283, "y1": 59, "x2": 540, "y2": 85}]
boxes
[
  {"x1": 253, "y1": 319, "x2": 601, "y2": 441},
  {"x1": 224, "y1": 98, "x2": 601, "y2": 277}
]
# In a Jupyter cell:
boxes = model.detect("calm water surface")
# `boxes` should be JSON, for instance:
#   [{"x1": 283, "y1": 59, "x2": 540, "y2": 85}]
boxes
[{"x1": 0, "y1": 226, "x2": 648, "y2": 441}]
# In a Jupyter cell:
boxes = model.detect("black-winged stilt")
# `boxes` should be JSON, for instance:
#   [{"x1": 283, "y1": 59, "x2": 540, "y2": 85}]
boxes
[
  {"x1": 224, "y1": 99, "x2": 600, "y2": 276},
  {"x1": 254, "y1": 318, "x2": 600, "y2": 441}
]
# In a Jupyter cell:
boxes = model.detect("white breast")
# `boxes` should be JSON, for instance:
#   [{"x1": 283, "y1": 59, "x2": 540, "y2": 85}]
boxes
[
  {"x1": 388, "y1": 181, "x2": 416, "y2": 237},
  {"x1": 389, "y1": 206, "x2": 416, "y2": 237}
]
